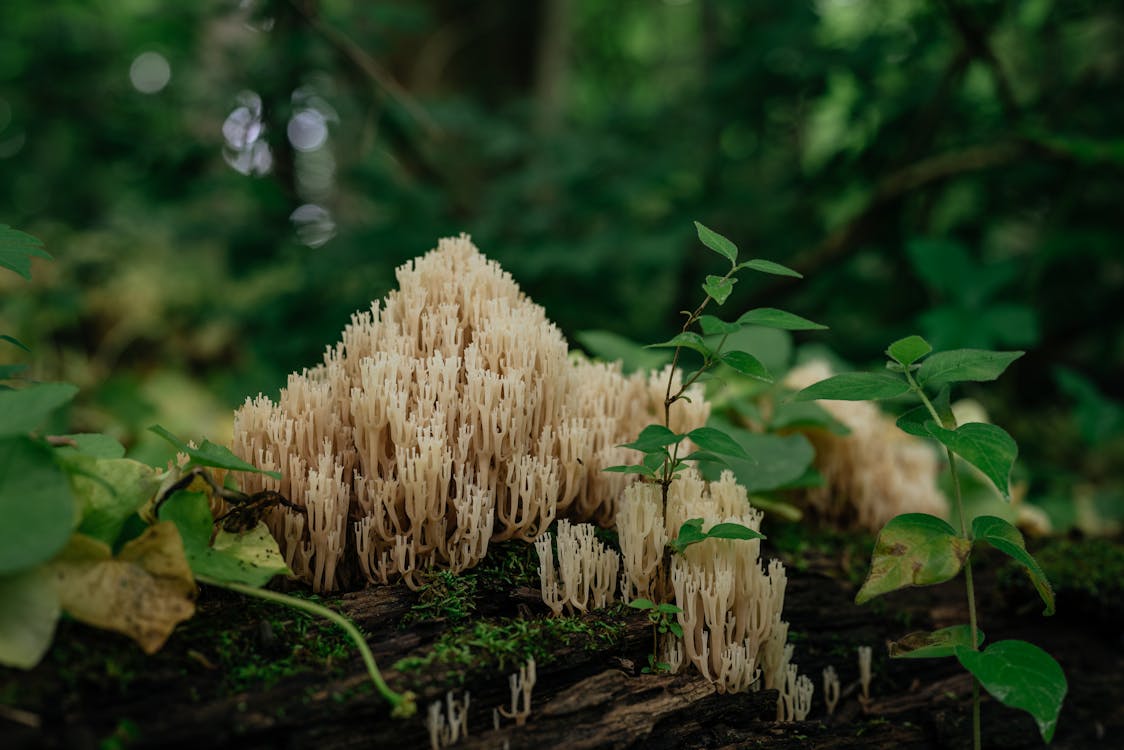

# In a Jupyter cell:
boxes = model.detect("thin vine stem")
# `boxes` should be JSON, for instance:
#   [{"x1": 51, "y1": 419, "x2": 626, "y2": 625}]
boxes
[
  {"x1": 906, "y1": 372, "x2": 982, "y2": 750},
  {"x1": 196, "y1": 575, "x2": 417, "y2": 719}
]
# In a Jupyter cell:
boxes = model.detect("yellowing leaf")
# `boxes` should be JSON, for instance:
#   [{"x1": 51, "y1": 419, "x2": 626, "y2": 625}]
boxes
[
  {"x1": 49, "y1": 524, "x2": 196, "y2": 654},
  {"x1": 0, "y1": 568, "x2": 61, "y2": 669}
]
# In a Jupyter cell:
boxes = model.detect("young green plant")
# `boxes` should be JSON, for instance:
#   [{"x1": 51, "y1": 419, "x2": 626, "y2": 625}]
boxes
[
  {"x1": 795, "y1": 336, "x2": 1065, "y2": 747},
  {"x1": 607, "y1": 222, "x2": 825, "y2": 668}
]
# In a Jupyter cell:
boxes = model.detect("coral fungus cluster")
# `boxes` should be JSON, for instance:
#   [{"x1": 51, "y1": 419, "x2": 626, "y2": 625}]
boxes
[
  {"x1": 232, "y1": 235, "x2": 707, "y2": 591},
  {"x1": 784, "y1": 360, "x2": 948, "y2": 531}
]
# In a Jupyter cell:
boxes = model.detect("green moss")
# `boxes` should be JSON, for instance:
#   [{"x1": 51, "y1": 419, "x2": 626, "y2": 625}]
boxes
[
  {"x1": 474, "y1": 539, "x2": 542, "y2": 591},
  {"x1": 400, "y1": 570, "x2": 478, "y2": 627},
  {"x1": 999, "y1": 536, "x2": 1124, "y2": 620},
  {"x1": 394, "y1": 610, "x2": 627, "y2": 682}
]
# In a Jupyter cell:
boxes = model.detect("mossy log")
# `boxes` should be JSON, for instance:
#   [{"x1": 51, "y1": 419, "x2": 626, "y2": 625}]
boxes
[{"x1": 2, "y1": 541, "x2": 1121, "y2": 750}]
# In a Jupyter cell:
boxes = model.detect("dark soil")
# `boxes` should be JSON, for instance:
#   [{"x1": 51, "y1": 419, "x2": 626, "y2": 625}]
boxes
[{"x1": 2, "y1": 534, "x2": 1121, "y2": 750}]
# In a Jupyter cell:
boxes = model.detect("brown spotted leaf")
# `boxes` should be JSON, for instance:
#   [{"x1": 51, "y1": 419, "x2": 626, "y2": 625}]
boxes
[{"x1": 856, "y1": 513, "x2": 970, "y2": 604}]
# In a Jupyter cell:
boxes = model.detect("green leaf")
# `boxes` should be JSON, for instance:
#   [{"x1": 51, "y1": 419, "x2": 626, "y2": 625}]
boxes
[
  {"x1": 668, "y1": 621, "x2": 684, "y2": 638},
  {"x1": 646, "y1": 332, "x2": 712, "y2": 359},
  {"x1": 686, "y1": 427, "x2": 750, "y2": 459},
  {"x1": 574, "y1": 330, "x2": 672, "y2": 373},
  {"x1": 60, "y1": 433, "x2": 127, "y2": 459},
  {"x1": 0, "y1": 383, "x2": 79, "y2": 436},
  {"x1": 0, "y1": 335, "x2": 30, "y2": 353},
  {"x1": 697, "y1": 426, "x2": 814, "y2": 493},
  {"x1": 619, "y1": 424, "x2": 683, "y2": 453},
  {"x1": 668, "y1": 518, "x2": 708, "y2": 554},
  {"x1": 702, "y1": 275, "x2": 736, "y2": 305},
  {"x1": 628, "y1": 598, "x2": 656, "y2": 611},
  {"x1": 694, "y1": 222, "x2": 737, "y2": 265},
  {"x1": 719, "y1": 350, "x2": 773, "y2": 383},
  {"x1": 602, "y1": 464, "x2": 656, "y2": 475},
  {"x1": 886, "y1": 335, "x2": 932, "y2": 367},
  {"x1": 769, "y1": 402, "x2": 850, "y2": 435},
  {"x1": 855, "y1": 513, "x2": 971, "y2": 604},
  {"x1": 696, "y1": 315, "x2": 742, "y2": 335},
  {"x1": 0, "y1": 225, "x2": 51, "y2": 280},
  {"x1": 889, "y1": 625, "x2": 983, "y2": 659},
  {"x1": 157, "y1": 491, "x2": 289, "y2": 587},
  {"x1": 916, "y1": 349, "x2": 1024, "y2": 387},
  {"x1": 971, "y1": 516, "x2": 1055, "y2": 615},
  {"x1": 736, "y1": 308, "x2": 827, "y2": 331},
  {"x1": 734, "y1": 259, "x2": 802, "y2": 278},
  {"x1": 0, "y1": 567, "x2": 61, "y2": 669},
  {"x1": 925, "y1": 422, "x2": 1018, "y2": 499},
  {"x1": 149, "y1": 425, "x2": 281, "y2": 479},
  {"x1": 0, "y1": 437, "x2": 77, "y2": 575},
  {"x1": 705, "y1": 522, "x2": 765, "y2": 542},
  {"x1": 72, "y1": 458, "x2": 161, "y2": 547},
  {"x1": 793, "y1": 372, "x2": 911, "y2": 402},
  {"x1": 955, "y1": 640, "x2": 1067, "y2": 743}
]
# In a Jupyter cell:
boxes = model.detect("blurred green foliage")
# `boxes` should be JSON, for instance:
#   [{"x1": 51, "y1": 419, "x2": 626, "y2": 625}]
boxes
[{"x1": 1, "y1": 0, "x2": 1121, "y2": 518}]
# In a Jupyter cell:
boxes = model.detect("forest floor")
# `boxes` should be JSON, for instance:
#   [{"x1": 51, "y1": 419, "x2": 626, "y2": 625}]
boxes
[{"x1": 2, "y1": 529, "x2": 1121, "y2": 750}]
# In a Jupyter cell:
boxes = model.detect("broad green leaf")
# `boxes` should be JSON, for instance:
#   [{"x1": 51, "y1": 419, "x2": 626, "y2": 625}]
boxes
[
  {"x1": 48, "y1": 527, "x2": 196, "y2": 654},
  {"x1": 855, "y1": 513, "x2": 971, "y2": 604},
  {"x1": 72, "y1": 458, "x2": 161, "y2": 547},
  {"x1": 620, "y1": 424, "x2": 683, "y2": 453},
  {"x1": 697, "y1": 315, "x2": 742, "y2": 335},
  {"x1": 886, "y1": 335, "x2": 932, "y2": 366},
  {"x1": 642, "y1": 451, "x2": 667, "y2": 473},
  {"x1": 917, "y1": 349, "x2": 1024, "y2": 387},
  {"x1": 574, "y1": 330, "x2": 672, "y2": 373},
  {"x1": 719, "y1": 350, "x2": 773, "y2": 382},
  {"x1": 61, "y1": 433, "x2": 127, "y2": 459},
  {"x1": 0, "y1": 437, "x2": 77, "y2": 575},
  {"x1": 734, "y1": 259, "x2": 802, "y2": 278},
  {"x1": 0, "y1": 225, "x2": 52, "y2": 280},
  {"x1": 955, "y1": 640, "x2": 1067, "y2": 743},
  {"x1": 646, "y1": 332, "x2": 712, "y2": 359},
  {"x1": 682, "y1": 450, "x2": 726, "y2": 467},
  {"x1": 972, "y1": 516, "x2": 1055, "y2": 615},
  {"x1": 736, "y1": 308, "x2": 827, "y2": 331},
  {"x1": 149, "y1": 425, "x2": 280, "y2": 479},
  {"x1": 157, "y1": 490, "x2": 289, "y2": 587},
  {"x1": 694, "y1": 222, "x2": 737, "y2": 265},
  {"x1": 686, "y1": 427, "x2": 750, "y2": 459},
  {"x1": 703, "y1": 275, "x2": 736, "y2": 305},
  {"x1": 889, "y1": 625, "x2": 983, "y2": 659},
  {"x1": 655, "y1": 603, "x2": 682, "y2": 615},
  {"x1": 0, "y1": 334, "x2": 30, "y2": 353},
  {"x1": 0, "y1": 568, "x2": 61, "y2": 669},
  {"x1": 668, "y1": 518, "x2": 708, "y2": 554},
  {"x1": 0, "y1": 382, "x2": 79, "y2": 436},
  {"x1": 628, "y1": 598, "x2": 655, "y2": 610},
  {"x1": 770, "y1": 401, "x2": 850, "y2": 435},
  {"x1": 705, "y1": 522, "x2": 765, "y2": 542},
  {"x1": 925, "y1": 422, "x2": 1017, "y2": 498},
  {"x1": 793, "y1": 372, "x2": 911, "y2": 402},
  {"x1": 697, "y1": 426, "x2": 813, "y2": 492}
]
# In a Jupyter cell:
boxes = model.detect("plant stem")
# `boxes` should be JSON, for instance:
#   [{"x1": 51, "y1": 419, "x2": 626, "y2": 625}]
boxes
[
  {"x1": 908, "y1": 375, "x2": 981, "y2": 750},
  {"x1": 196, "y1": 575, "x2": 417, "y2": 718}
]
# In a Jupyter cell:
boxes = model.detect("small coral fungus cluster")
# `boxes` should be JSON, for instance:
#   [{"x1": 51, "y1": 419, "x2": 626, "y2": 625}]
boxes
[{"x1": 232, "y1": 235, "x2": 707, "y2": 592}]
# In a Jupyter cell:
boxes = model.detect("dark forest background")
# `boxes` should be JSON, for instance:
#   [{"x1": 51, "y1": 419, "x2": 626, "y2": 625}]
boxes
[{"x1": 2, "y1": 0, "x2": 1121, "y2": 529}]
